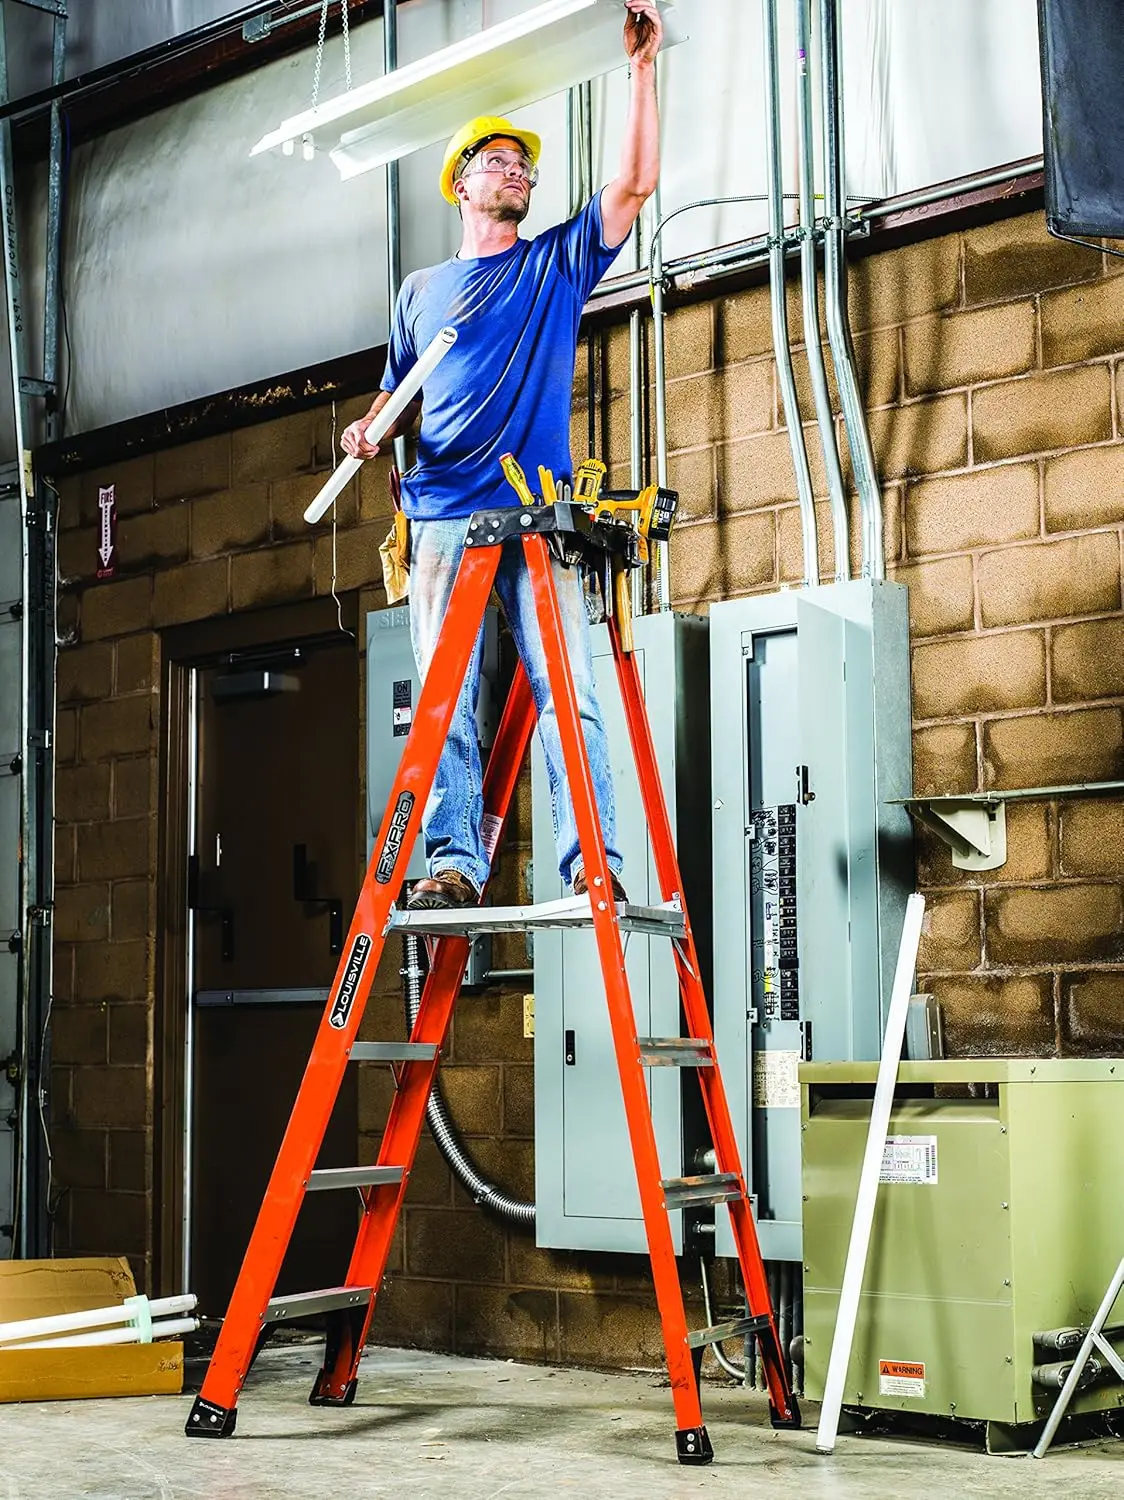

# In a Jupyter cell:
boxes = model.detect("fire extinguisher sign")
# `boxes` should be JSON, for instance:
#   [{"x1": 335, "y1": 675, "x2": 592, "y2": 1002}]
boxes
[{"x1": 96, "y1": 484, "x2": 117, "y2": 580}]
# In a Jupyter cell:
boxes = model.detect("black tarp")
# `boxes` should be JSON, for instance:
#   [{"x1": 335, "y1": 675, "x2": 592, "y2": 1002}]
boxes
[{"x1": 1039, "y1": 0, "x2": 1124, "y2": 238}]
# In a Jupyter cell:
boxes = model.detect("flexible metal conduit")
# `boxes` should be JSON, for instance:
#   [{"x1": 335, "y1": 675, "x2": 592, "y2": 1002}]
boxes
[
  {"x1": 763, "y1": 0, "x2": 819, "y2": 589},
  {"x1": 795, "y1": 0, "x2": 849, "y2": 582},
  {"x1": 819, "y1": 0, "x2": 882, "y2": 579},
  {"x1": 402, "y1": 935, "x2": 535, "y2": 1226}
]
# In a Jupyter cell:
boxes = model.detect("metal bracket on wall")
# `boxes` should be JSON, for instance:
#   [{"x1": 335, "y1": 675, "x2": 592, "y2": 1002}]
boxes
[{"x1": 896, "y1": 779, "x2": 1124, "y2": 872}]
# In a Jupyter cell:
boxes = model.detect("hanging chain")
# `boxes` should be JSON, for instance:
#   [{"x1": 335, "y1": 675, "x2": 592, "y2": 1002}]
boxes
[
  {"x1": 311, "y1": 2, "x2": 352, "y2": 110},
  {"x1": 311, "y1": 0, "x2": 330, "y2": 109}
]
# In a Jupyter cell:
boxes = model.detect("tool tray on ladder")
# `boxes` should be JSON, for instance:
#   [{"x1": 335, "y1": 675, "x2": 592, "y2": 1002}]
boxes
[{"x1": 185, "y1": 470, "x2": 799, "y2": 1464}]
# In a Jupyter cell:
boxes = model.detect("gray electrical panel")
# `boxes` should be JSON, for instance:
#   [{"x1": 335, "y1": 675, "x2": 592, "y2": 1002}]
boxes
[
  {"x1": 533, "y1": 611, "x2": 710, "y2": 1253},
  {"x1": 710, "y1": 580, "x2": 913, "y2": 1261},
  {"x1": 365, "y1": 604, "x2": 499, "y2": 874}
]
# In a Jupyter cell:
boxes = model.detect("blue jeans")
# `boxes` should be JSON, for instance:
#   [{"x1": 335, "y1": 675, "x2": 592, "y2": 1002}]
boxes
[{"x1": 408, "y1": 516, "x2": 623, "y2": 893}]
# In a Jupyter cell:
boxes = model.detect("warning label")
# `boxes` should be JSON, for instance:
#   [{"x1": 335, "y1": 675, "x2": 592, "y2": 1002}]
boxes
[
  {"x1": 880, "y1": 1134, "x2": 938, "y2": 1185},
  {"x1": 878, "y1": 1360, "x2": 926, "y2": 1398},
  {"x1": 481, "y1": 812, "x2": 503, "y2": 863}
]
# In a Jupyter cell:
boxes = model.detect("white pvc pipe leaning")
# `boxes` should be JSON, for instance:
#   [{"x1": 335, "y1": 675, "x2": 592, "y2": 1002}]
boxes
[
  {"x1": 0, "y1": 1293, "x2": 197, "y2": 1347},
  {"x1": 304, "y1": 325, "x2": 457, "y2": 524},
  {"x1": 814, "y1": 892, "x2": 926, "y2": 1454},
  {"x1": 8, "y1": 1316, "x2": 200, "y2": 1350}
]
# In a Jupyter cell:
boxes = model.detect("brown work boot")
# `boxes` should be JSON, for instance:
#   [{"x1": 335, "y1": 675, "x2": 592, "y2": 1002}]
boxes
[
  {"x1": 572, "y1": 867, "x2": 628, "y2": 903},
  {"x1": 407, "y1": 870, "x2": 480, "y2": 910}
]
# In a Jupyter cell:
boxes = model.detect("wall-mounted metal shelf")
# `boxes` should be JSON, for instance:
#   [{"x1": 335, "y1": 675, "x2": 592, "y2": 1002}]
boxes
[{"x1": 894, "y1": 780, "x2": 1124, "y2": 871}]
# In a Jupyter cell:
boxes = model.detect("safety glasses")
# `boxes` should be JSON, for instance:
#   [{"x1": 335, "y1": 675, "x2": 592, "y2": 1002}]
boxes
[{"x1": 458, "y1": 147, "x2": 539, "y2": 186}]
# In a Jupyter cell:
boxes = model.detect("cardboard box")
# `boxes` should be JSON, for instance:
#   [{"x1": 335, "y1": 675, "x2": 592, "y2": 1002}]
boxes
[{"x1": 0, "y1": 1258, "x2": 183, "y2": 1402}]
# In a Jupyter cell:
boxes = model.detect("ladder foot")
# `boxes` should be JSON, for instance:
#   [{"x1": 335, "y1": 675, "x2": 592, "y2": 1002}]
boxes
[
  {"x1": 185, "y1": 1395, "x2": 238, "y2": 1438},
  {"x1": 769, "y1": 1394, "x2": 802, "y2": 1430},
  {"x1": 309, "y1": 1371, "x2": 358, "y2": 1406},
  {"x1": 675, "y1": 1425, "x2": 714, "y2": 1465}
]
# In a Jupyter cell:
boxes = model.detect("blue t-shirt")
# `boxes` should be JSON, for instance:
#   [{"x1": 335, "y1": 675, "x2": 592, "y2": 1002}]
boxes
[{"x1": 381, "y1": 190, "x2": 624, "y2": 521}]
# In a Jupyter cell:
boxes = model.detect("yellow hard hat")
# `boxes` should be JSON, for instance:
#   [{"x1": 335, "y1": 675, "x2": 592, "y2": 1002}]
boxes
[{"x1": 439, "y1": 115, "x2": 542, "y2": 205}]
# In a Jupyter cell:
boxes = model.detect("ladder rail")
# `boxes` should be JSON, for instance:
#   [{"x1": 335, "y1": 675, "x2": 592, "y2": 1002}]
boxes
[
  {"x1": 194, "y1": 545, "x2": 501, "y2": 1415},
  {"x1": 608, "y1": 615, "x2": 798, "y2": 1426},
  {"x1": 523, "y1": 535, "x2": 703, "y2": 1438}
]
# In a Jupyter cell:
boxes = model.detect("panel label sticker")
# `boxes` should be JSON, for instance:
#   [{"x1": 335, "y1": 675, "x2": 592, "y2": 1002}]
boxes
[
  {"x1": 375, "y1": 790, "x2": 415, "y2": 884},
  {"x1": 752, "y1": 1049, "x2": 801, "y2": 1109},
  {"x1": 878, "y1": 1359, "x2": 926, "y2": 1398},
  {"x1": 880, "y1": 1135, "x2": 938, "y2": 1185},
  {"x1": 329, "y1": 933, "x2": 372, "y2": 1030},
  {"x1": 392, "y1": 679, "x2": 412, "y2": 737}
]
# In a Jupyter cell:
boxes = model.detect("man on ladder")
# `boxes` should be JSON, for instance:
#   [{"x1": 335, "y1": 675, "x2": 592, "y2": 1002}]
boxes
[{"x1": 342, "y1": 0, "x2": 664, "y2": 912}]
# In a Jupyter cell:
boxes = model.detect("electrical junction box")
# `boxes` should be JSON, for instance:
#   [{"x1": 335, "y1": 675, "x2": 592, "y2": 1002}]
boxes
[
  {"x1": 365, "y1": 604, "x2": 499, "y2": 878},
  {"x1": 532, "y1": 610, "x2": 710, "y2": 1253},
  {"x1": 709, "y1": 580, "x2": 913, "y2": 1262},
  {"x1": 802, "y1": 1060, "x2": 1124, "y2": 1441}
]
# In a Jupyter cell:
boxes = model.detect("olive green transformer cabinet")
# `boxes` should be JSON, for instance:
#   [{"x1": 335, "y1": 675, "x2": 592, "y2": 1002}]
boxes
[{"x1": 801, "y1": 1060, "x2": 1124, "y2": 1439}]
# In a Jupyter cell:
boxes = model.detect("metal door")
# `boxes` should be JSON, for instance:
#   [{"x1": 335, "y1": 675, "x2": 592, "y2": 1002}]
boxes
[{"x1": 187, "y1": 639, "x2": 360, "y2": 1315}]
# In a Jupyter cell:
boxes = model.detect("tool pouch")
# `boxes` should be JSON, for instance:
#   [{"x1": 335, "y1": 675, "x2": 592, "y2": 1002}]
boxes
[{"x1": 380, "y1": 468, "x2": 410, "y2": 603}]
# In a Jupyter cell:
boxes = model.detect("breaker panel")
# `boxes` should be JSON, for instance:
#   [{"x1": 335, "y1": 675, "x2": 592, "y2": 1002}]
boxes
[
  {"x1": 710, "y1": 580, "x2": 914, "y2": 1261},
  {"x1": 365, "y1": 604, "x2": 499, "y2": 875},
  {"x1": 532, "y1": 610, "x2": 710, "y2": 1254}
]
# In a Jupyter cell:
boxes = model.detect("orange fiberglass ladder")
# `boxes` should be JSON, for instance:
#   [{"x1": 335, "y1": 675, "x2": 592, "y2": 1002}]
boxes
[{"x1": 185, "y1": 487, "x2": 801, "y2": 1465}]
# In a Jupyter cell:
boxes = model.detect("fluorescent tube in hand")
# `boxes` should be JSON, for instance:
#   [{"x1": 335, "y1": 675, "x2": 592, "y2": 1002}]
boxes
[{"x1": 304, "y1": 325, "x2": 457, "y2": 525}]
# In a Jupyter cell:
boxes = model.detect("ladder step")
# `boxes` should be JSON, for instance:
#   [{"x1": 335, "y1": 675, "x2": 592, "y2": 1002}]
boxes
[
  {"x1": 307, "y1": 1166, "x2": 405, "y2": 1192},
  {"x1": 388, "y1": 895, "x2": 686, "y2": 939},
  {"x1": 349, "y1": 1042, "x2": 438, "y2": 1063},
  {"x1": 263, "y1": 1287, "x2": 373, "y2": 1323},
  {"x1": 661, "y1": 1173, "x2": 742, "y2": 1210},
  {"x1": 638, "y1": 1037, "x2": 714, "y2": 1067},
  {"x1": 686, "y1": 1314, "x2": 772, "y2": 1351}
]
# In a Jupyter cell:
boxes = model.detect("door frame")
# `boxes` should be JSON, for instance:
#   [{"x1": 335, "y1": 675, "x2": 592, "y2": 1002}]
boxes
[{"x1": 153, "y1": 596, "x2": 359, "y2": 1295}]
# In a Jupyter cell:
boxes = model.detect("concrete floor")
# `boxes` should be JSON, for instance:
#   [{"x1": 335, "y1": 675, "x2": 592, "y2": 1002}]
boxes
[{"x1": 1, "y1": 1343, "x2": 1122, "y2": 1499}]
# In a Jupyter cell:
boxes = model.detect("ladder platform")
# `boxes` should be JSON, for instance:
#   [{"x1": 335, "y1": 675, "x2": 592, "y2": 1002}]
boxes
[
  {"x1": 687, "y1": 1314, "x2": 773, "y2": 1351},
  {"x1": 349, "y1": 1042, "x2": 438, "y2": 1063},
  {"x1": 307, "y1": 1166, "x2": 404, "y2": 1192},
  {"x1": 661, "y1": 1173, "x2": 742, "y2": 1210},
  {"x1": 263, "y1": 1287, "x2": 372, "y2": 1323},
  {"x1": 638, "y1": 1038, "x2": 714, "y2": 1067},
  {"x1": 388, "y1": 894, "x2": 686, "y2": 938}
]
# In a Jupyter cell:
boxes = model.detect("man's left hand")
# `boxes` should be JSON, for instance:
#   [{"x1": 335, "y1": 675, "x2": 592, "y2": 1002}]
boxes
[{"x1": 624, "y1": 0, "x2": 662, "y2": 68}]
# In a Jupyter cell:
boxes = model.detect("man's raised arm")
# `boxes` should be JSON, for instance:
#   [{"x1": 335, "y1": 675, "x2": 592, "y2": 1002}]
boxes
[{"x1": 600, "y1": 1, "x2": 663, "y2": 250}]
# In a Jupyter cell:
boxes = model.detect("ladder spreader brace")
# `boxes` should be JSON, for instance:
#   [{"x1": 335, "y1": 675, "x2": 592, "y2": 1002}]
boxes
[{"x1": 185, "y1": 502, "x2": 800, "y2": 1464}]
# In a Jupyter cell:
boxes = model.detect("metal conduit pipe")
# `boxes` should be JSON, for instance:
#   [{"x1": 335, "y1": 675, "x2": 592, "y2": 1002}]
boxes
[
  {"x1": 384, "y1": 0, "x2": 407, "y2": 474},
  {"x1": 794, "y1": 0, "x2": 849, "y2": 582},
  {"x1": 762, "y1": 0, "x2": 819, "y2": 589},
  {"x1": 629, "y1": 214, "x2": 647, "y2": 615},
  {"x1": 652, "y1": 176, "x2": 671, "y2": 612},
  {"x1": 818, "y1": 0, "x2": 882, "y2": 579},
  {"x1": 402, "y1": 935, "x2": 535, "y2": 1225},
  {"x1": 699, "y1": 1256, "x2": 746, "y2": 1383}
]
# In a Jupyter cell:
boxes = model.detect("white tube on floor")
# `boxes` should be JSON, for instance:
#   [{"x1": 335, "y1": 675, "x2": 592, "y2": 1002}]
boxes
[
  {"x1": 814, "y1": 892, "x2": 926, "y2": 1455},
  {"x1": 8, "y1": 1316, "x2": 200, "y2": 1350},
  {"x1": 0, "y1": 1293, "x2": 197, "y2": 1346},
  {"x1": 304, "y1": 325, "x2": 457, "y2": 524}
]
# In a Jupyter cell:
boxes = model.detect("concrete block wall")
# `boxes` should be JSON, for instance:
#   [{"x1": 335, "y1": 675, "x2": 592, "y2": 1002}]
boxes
[
  {"x1": 46, "y1": 204, "x2": 1124, "y2": 1362},
  {"x1": 576, "y1": 209, "x2": 1124, "y2": 1063}
]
